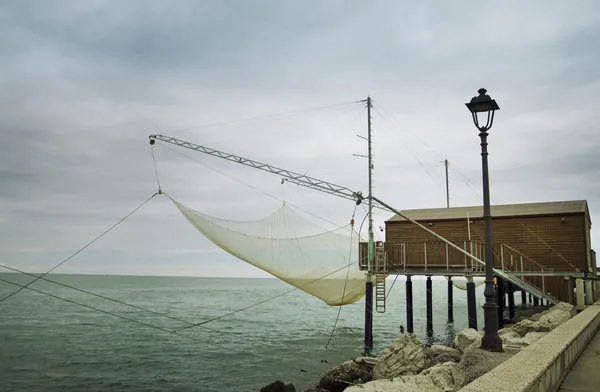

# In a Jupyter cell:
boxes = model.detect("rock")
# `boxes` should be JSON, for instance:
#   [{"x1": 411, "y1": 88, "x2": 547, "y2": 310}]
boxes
[
  {"x1": 452, "y1": 345, "x2": 516, "y2": 388},
  {"x1": 372, "y1": 333, "x2": 426, "y2": 380},
  {"x1": 453, "y1": 329, "x2": 482, "y2": 352},
  {"x1": 344, "y1": 375, "x2": 442, "y2": 392},
  {"x1": 522, "y1": 331, "x2": 547, "y2": 345},
  {"x1": 422, "y1": 362, "x2": 458, "y2": 391},
  {"x1": 260, "y1": 380, "x2": 296, "y2": 392},
  {"x1": 318, "y1": 358, "x2": 374, "y2": 392},
  {"x1": 302, "y1": 388, "x2": 328, "y2": 392},
  {"x1": 511, "y1": 302, "x2": 576, "y2": 337},
  {"x1": 425, "y1": 345, "x2": 462, "y2": 367}
]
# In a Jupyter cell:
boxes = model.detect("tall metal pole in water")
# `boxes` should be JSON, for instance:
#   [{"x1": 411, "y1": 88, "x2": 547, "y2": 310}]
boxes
[{"x1": 364, "y1": 96, "x2": 374, "y2": 354}]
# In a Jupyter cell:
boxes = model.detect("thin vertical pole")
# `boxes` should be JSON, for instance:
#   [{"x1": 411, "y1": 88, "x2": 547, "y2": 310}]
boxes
[
  {"x1": 426, "y1": 276, "x2": 433, "y2": 331},
  {"x1": 496, "y1": 276, "x2": 504, "y2": 328},
  {"x1": 364, "y1": 96, "x2": 374, "y2": 354},
  {"x1": 445, "y1": 159, "x2": 450, "y2": 208},
  {"x1": 447, "y1": 277, "x2": 454, "y2": 322},
  {"x1": 507, "y1": 282, "x2": 515, "y2": 321},
  {"x1": 406, "y1": 275, "x2": 414, "y2": 333},
  {"x1": 467, "y1": 279, "x2": 477, "y2": 330}
]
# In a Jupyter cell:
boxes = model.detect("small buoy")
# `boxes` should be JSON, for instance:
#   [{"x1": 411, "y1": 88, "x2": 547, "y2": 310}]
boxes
[{"x1": 350, "y1": 218, "x2": 355, "y2": 226}]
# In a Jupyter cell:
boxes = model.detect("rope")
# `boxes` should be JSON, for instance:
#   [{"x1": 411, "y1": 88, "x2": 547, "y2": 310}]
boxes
[
  {"x1": 0, "y1": 276, "x2": 326, "y2": 378},
  {"x1": 325, "y1": 205, "x2": 358, "y2": 349},
  {"x1": 166, "y1": 100, "x2": 363, "y2": 137},
  {"x1": 0, "y1": 193, "x2": 158, "y2": 306},
  {"x1": 157, "y1": 142, "x2": 354, "y2": 232},
  {"x1": 171, "y1": 258, "x2": 362, "y2": 333}
]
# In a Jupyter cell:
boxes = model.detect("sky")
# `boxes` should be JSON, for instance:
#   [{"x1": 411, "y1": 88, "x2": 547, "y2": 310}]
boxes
[{"x1": 1, "y1": 0, "x2": 599, "y2": 277}]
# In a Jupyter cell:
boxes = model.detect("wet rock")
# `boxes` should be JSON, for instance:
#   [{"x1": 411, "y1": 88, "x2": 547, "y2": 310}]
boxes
[
  {"x1": 453, "y1": 329, "x2": 482, "y2": 352},
  {"x1": 318, "y1": 357, "x2": 374, "y2": 392},
  {"x1": 372, "y1": 333, "x2": 426, "y2": 380},
  {"x1": 302, "y1": 388, "x2": 329, "y2": 392},
  {"x1": 260, "y1": 380, "x2": 296, "y2": 392},
  {"x1": 425, "y1": 345, "x2": 462, "y2": 367}
]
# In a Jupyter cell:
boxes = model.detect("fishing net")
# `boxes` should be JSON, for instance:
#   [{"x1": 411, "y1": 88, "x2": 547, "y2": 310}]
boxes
[
  {"x1": 172, "y1": 199, "x2": 367, "y2": 306},
  {"x1": 447, "y1": 276, "x2": 485, "y2": 290}
]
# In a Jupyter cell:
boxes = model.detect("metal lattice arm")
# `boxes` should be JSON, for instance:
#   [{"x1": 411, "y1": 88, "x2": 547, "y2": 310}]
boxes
[{"x1": 150, "y1": 134, "x2": 387, "y2": 208}]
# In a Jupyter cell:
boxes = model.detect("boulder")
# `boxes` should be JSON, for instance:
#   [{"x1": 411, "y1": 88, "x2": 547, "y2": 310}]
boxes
[
  {"x1": 372, "y1": 333, "x2": 426, "y2": 380},
  {"x1": 425, "y1": 345, "x2": 462, "y2": 368},
  {"x1": 344, "y1": 375, "x2": 442, "y2": 392},
  {"x1": 452, "y1": 345, "x2": 516, "y2": 388},
  {"x1": 261, "y1": 380, "x2": 296, "y2": 392},
  {"x1": 422, "y1": 362, "x2": 458, "y2": 391},
  {"x1": 522, "y1": 331, "x2": 547, "y2": 345},
  {"x1": 453, "y1": 329, "x2": 482, "y2": 352},
  {"x1": 511, "y1": 302, "x2": 576, "y2": 337},
  {"x1": 302, "y1": 388, "x2": 329, "y2": 392},
  {"x1": 318, "y1": 358, "x2": 374, "y2": 392}
]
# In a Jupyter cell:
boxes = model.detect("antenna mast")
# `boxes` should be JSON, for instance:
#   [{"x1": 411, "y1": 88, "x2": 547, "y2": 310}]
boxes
[
  {"x1": 445, "y1": 159, "x2": 450, "y2": 208},
  {"x1": 367, "y1": 96, "x2": 374, "y2": 271}
]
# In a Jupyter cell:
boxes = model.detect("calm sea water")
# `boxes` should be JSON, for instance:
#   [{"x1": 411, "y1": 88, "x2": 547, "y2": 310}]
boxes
[{"x1": 0, "y1": 274, "x2": 486, "y2": 392}]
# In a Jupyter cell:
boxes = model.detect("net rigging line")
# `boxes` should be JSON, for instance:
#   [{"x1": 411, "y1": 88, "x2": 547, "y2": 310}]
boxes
[
  {"x1": 156, "y1": 142, "x2": 359, "y2": 234},
  {"x1": 172, "y1": 257, "x2": 362, "y2": 333},
  {"x1": 325, "y1": 204, "x2": 360, "y2": 350},
  {"x1": 164, "y1": 99, "x2": 364, "y2": 137},
  {"x1": 373, "y1": 101, "x2": 578, "y2": 273},
  {"x1": 0, "y1": 192, "x2": 159, "y2": 306},
  {"x1": 0, "y1": 277, "x2": 327, "y2": 378}
]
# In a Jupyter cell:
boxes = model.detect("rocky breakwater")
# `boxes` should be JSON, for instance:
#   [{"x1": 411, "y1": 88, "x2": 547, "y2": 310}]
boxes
[{"x1": 260, "y1": 302, "x2": 578, "y2": 392}]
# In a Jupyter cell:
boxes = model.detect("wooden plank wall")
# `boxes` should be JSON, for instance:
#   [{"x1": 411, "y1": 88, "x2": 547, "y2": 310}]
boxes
[{"x1": 385, "y1": 213, "x2": 588, "y2": 272}]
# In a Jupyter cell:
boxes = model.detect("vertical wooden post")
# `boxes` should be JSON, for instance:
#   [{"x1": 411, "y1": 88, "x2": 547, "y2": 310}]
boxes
[
  {"x1": 426, "y1": 276, "x2": 433, "y2": 331},
  {"x1": 521, "y1": 288, "x2": 527, "y2": 305},
  {"x1": 406, "y1": 275, "x2": 414, "y2": 333}
]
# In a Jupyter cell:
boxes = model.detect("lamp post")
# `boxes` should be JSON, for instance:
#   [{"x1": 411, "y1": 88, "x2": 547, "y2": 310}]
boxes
[{"x1": 465, "y1": 88, "x2": 503, "y2": 351}]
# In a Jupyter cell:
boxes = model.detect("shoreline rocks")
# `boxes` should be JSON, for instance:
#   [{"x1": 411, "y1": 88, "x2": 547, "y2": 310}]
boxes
[{"x1": 259, "y1": 302, "x2": 578, "y2": 392}]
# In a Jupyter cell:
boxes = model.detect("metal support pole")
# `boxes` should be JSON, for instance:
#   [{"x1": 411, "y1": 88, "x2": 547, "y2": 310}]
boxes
[
  {"x1": 466, "y1": 279, "x2": 478, "y2": 330},
  {"x1": 496, "y1": 276, "x2": 504, "y2": 328},
  {"x1": 426, "y1": 276, "x2": 433, "y2": 331},
  {"x1": 507, "y1": 282, "x2": 515, "y2": 321},
  {"x1": 447, "y1": 277, "x2": 454, "y2": 323},
  {"x1": 364, "y1": 96, "x2": 374, "y2": 355},
  {"x1": 364, "y1": 280, "x2": 373, "y2": 355},
  {"x1": 479, "y1": 128, "x2": 502, "y2": 351},
  {"x1": 406, "y1": 275, "x2": 414, "y2": 333}
]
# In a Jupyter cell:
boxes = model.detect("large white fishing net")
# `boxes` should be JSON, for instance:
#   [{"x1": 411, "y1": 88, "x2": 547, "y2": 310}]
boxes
[{"x1": 172, "y1": 199, "x2": 367, "y2": 306}]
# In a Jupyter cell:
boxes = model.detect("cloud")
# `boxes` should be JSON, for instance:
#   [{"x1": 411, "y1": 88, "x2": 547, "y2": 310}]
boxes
[{"x1": 1, "y1": 0, "x2": 599, "y2": 276}]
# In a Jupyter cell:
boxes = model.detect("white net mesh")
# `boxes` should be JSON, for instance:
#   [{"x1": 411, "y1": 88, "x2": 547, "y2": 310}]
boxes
[
  {"x1": 447, "y1": 276, "x2": 485, "y2": 290},
  {"x1": 172, "y1": 199, "x2": 367, "y2": 306}
]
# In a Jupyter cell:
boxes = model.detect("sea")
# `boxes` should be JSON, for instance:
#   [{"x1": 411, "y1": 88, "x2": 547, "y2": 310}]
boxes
[{"x1": 0, "y1": 273, "x2": 486, "y2": 392}]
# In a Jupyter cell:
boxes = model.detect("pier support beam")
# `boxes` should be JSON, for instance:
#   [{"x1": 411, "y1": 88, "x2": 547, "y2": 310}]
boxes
[
  {"x1": 466, "y1": 277, "x2": 478, "y2": 330},
  {"x1": 533, "y1": 296, "x2": 539, "y2": 307},
  {"x1": 521, "y1": 288, "x2": 527, "y2": 305},
  {"x1": 507, "y1": 282, "x2": 515, "y2": 321},
  {"x1": 406, "y1": 275, "x2": 414, "y2": 333},
  {"x1": 426, "y1": 276, "x2": 433, "y2": 331},
  {"x1": 447, "y1": 277, "x2": 454, "y2": 323},
  {"x1": 496, "y1": 276, "x2": 504, "y2": 328},
  {"x1": 529, "y1": 293, "x2": 533, "y2": 304},
  {"x1": 364, "y1": 279, "x2": 373, "y2": 355}
]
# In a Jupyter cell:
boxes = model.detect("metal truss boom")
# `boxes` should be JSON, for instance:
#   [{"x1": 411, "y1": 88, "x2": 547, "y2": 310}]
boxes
[{"x1": 149, "y1": 134, "x2": 386, "y2": 209}]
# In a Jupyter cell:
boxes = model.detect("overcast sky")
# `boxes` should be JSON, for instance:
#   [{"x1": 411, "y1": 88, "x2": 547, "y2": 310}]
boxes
[{"x1": 1, "y1": 0, "x2": 599, "y2": 277}]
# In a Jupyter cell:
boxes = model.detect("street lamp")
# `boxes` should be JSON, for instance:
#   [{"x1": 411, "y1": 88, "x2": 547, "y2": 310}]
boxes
[{"x1": 465, "y1": 88, "x2": 503, "y2": 352}]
